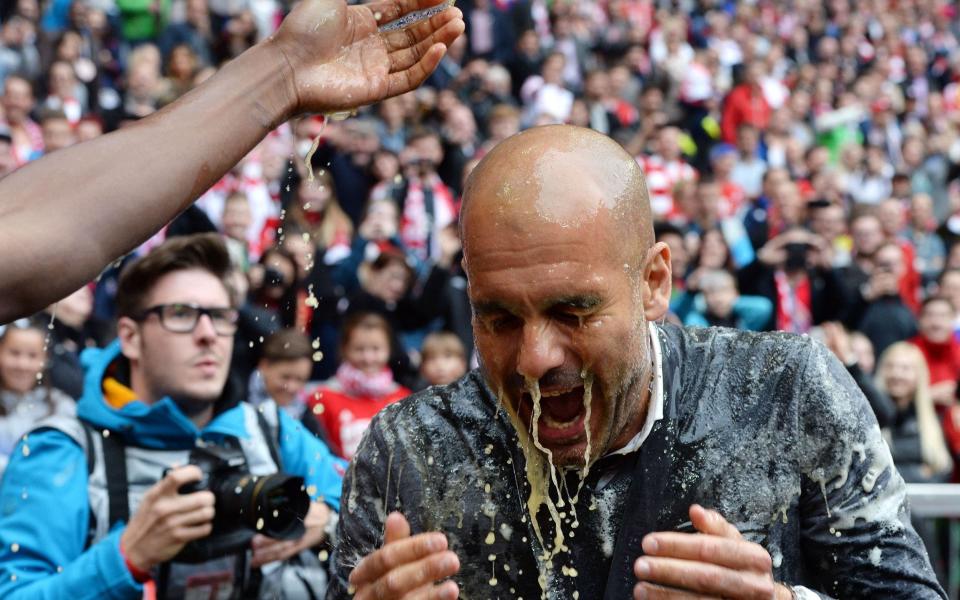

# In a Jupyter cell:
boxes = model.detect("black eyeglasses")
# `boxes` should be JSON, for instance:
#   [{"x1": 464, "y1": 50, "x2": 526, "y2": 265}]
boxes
[{"x1": 135, "y1": 303, "x2": 239, "y2": 336}]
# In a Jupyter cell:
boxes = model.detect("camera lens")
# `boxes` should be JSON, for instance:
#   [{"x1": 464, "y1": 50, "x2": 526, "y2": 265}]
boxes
[{"x1": 215, "y1": 473, "x2": 310, "y2": 540}]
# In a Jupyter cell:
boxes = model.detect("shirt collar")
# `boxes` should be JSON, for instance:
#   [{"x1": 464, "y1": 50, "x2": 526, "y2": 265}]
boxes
[{"x1": 607, "y1": 321, "x2": 665, "y2": 457}]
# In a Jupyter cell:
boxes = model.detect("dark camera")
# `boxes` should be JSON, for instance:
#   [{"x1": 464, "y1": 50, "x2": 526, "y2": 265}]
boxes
[
  {"x1": 784, "y1": 242, "x2": 810, "y2": 271},
  {"x1": 263, "y1": 266, "x2": 286, "y2": 288},
  {"x1": 171, "y1": 443, "x2": 310, "y2": 563}
]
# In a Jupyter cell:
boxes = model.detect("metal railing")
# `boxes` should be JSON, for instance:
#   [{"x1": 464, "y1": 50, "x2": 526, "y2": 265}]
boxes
[{"x1": 907, "y1": 484, "x2": 960, "y2": 599}]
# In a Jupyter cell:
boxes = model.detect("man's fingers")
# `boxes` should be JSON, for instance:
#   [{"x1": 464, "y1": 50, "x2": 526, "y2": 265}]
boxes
[
  {"x1": 634, "y1": 556, "x2": 775, "y2": 600},
  {"x1": 146, "y1": 465, "x2": 203, "y2": 500},
  {"x1": 386, "y1": 43, "x2": 446, "y2": 98},
  {"x1": 166, "y1": 503, "x2": 216, "y2": 529},
  {"x1": 350, "y1": 531, "x2": 447, "y2": 584},
  {"x1": 406, "y1": 580, "x2": 460, "y2": 600},
  {"x1": 355, "y1": 551, "x2": 460, "y2": 600},
  {"x1": 385, "y1": 512, "x2": 412, "y2": 544},
  {"x1": 174, "y1": 522, "x2": 214, "y2": 544},
  {"x1": 642, "y1": 532, "x2": 773, "y2": 573},
  {"x1": 689, "y1": 505, "x2": 741, "y2": 539},
  {"x1": 382, "y1": 6, "x2": 462, "y2": 52},
  {"x1": 365, "y1": 0, "x2": 452, "y2": 27},
  {"x1": 634, "y1": 582, "x2": 714, "y2": 599},
  {"x1": 387, "y1": 18, "x2": 463, "y2": 73}
]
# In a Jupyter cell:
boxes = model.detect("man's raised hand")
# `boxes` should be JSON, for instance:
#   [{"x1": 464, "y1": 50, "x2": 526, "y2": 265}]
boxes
[
  {"x1": 350, "y1": 512, "x2": 460, "y2": 600},
  {"x1": 269, "y1": 0, "x2": 465, "y2": 116}
]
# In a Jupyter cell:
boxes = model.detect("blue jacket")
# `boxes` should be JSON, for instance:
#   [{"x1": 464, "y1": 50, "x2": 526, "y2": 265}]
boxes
[{"x1": 0, "y1": 340, "x2": 345, "y2": 599}]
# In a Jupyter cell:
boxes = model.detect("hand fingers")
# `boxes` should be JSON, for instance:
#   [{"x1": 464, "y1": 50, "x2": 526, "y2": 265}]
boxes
[
  {"x1": 641, "y1": 532, "x2": 773, "y2": 573},
  {"x1": 406, "y1": 580, "x2": 460, "y2": 600},
  {"x1": 385, "y1": 512, "x2": 412, "y2": 544},
  {"x1": 382, "y1": 6, "x2": 462, "y2": 53},
  {"x1": 634, "y1": 556, "x2": 775, "y2": 600},
  {"x1": 689, "y1": 505, "x2": 741, "y2": 539},
  {"x1": 386, "y1": 43, "x2": 447, "y2": 98},
  {"x1": 354, "y1": 551, "x2": 460, "y2": 600},
  {"x1": 146, "y1": 465, "x2": 203, "y2": 500},
  {"x1": 366, "y1": 0, "x2": 453, "y2": 27},
  {"x1": 175, "y1": 522, "x2": 215, "y2": 544},
  {"x1": 350, "y1": 531, "x2": 447, "y2": 585},
  {"x1": 387, "y1": 18, "x2": 463, "y2": 74},
  {"x1": 251, "y1": 540, "x2": 299, "y2": 567},
  {"x1": 166, "y1": 502, "x2": 216, "y2": 530},
  {"x1": 634, "y1": 582, "x2": 716, "y2": 599}
]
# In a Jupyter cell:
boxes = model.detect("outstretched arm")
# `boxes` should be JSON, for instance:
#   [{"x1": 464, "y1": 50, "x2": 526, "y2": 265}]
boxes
[{"x1": 0, "y1": 0, "x2": 463, "y2": 323}]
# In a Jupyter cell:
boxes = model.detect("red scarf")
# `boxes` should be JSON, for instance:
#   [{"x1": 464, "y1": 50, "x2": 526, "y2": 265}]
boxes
[{"x1": 335, "y1": 362, "x2": 397, "y2": 399}]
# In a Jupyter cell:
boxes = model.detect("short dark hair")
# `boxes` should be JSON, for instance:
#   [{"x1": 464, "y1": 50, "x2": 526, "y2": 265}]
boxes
[
  {"x1": 921, "y1": 295, "x2": 955, "y2": 314},
  {"x1": 261, "y1": 328, "x2": 313, "y2": 362},
  {"x1": 116, "y1": 233, "x2": 234, "y2": 318},
  {"x1": 340, "y1": 312, "x2": 393, "y2": 354}
]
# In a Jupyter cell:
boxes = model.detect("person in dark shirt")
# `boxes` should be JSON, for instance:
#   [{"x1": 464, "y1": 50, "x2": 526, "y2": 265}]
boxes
[{"x1": 332, "y1": 126, "x2": 945, "y2": 600}]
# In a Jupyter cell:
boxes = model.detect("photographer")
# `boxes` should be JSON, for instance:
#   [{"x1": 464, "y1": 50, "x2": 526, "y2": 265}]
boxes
[{"x1": 0, "y1": 234, "x2": 344, "y2": 599}]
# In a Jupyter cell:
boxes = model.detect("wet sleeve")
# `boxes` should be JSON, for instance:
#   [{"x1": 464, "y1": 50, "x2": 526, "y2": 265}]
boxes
[
  {"x1": 0, "y1": 430, "x2": 142, "y2": 600},
  {"x1": 793, "y1": 341, "x2": 946, "y2": 599},
  {"x1": 326, "y1": 417, "x2": 392, "y2": 599},
  {"x1": 276, "y1": 409, "x2": 346, "y2": 511}
]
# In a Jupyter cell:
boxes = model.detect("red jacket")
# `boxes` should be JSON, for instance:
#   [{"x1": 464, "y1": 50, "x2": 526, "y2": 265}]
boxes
[
  {"x1": 909, "y1": 334, "x2": 960, "y2": 385},
  {"x1": 308, "y1": 384, "x2": 410, "y2": 460},
  {"x1": 721, "y1": 84, "x2": 771, "y2": 143}
]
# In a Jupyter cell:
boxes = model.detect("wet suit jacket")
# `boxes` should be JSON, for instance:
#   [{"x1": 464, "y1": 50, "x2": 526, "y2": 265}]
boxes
[{"x1": 329, "y1": 324, "x2": 945, "y2": 599}]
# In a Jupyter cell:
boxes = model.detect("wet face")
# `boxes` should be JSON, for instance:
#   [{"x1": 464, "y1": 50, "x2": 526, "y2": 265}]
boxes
[
  {"x1": 118, "y1": 269, "x2": 234, "y2": 407},
  {"x1": 260, "y1": 357, "x2": 312, "y2": 406},
  {"x1": 919, "y1": 300, "x2": 955, "y2": 344},
  {"x1": 421, "y1": 352, "x2": 467, "y2": 386},
  {"x1": 0, "y1": 328, "x2": 45, "y2": 394},
  {"x1": 463, "y1": 127, "x2": 670, "y2": 467},
  {"x1": 343, "y1": 327, "x2": 391, "y2": 376}
]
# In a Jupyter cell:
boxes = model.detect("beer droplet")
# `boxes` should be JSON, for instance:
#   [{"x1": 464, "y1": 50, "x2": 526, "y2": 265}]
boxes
[
  {"x1": 485, "y1": 531, "x2": 495, "y2": 544},
  {"x1": 256, "y1": 518, "x2": 265, "y2": 530},
  {"x1": 10, "y1": 543, "x2": 19, "y2": 553}
]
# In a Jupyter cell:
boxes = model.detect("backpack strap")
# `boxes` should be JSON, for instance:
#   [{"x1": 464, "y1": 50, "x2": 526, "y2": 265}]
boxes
[
  {"x1": 97, "y1": 427, "x2": 130, "y2": 528},
  {"x1": 254, "y1": 402, "x2": 284, "y2": 471}
]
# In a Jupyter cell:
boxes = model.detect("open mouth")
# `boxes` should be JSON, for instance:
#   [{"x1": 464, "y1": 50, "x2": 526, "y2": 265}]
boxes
[{"x1": 520, "y1": 385, "x2": 587, "y2": 445}]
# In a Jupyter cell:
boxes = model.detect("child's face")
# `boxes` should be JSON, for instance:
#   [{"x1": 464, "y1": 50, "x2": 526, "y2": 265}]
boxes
[
  {"x1": 421, "y1": 352, "x2": 467, "y2": 387},
  {"x1": 703, "y1": 283, "x2": 738, "y2": 319},
  {"x1": 260, "y1": 357, "x2": 312, "y2": 406},
  {"x1": 0, "y1": 329, "x2": 46, "y2": 393},
  {"x1": 344, "y1": 328, "x2": 391, "y2": 376}
]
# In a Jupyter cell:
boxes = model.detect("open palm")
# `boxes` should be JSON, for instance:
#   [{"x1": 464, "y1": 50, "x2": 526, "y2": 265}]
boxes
[{"x1": 271, "y1": 0, "x2": 463, "y2": 114}]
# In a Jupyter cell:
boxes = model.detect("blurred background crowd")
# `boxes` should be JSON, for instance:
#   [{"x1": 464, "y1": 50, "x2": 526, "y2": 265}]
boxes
[{"x1": 1, "y1": 0, "x2": 960, "y2": 591}]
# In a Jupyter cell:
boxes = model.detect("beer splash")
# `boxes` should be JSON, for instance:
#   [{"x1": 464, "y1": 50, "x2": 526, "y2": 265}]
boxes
[{"x1": 499, "y1": 370, "x2": 595, "y2": 598}]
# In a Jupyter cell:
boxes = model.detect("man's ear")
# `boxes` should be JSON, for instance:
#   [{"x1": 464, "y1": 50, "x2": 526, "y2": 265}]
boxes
[
  {"x1": 117, "y1": 316, "x2": 142, "y2": 363},
  {"x1": 642, "y1": 241, "x2": 672, "y2": 322}
]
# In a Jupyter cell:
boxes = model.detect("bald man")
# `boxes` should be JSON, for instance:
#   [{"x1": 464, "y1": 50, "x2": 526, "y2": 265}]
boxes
[{"x1": 332, "y1": 127, "x2": 944, "y2": 600}]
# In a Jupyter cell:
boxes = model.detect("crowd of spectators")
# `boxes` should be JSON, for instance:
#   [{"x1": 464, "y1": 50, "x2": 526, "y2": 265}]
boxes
[{"x1": 2, "y1": 0, "x2": 960, "y2": 589}]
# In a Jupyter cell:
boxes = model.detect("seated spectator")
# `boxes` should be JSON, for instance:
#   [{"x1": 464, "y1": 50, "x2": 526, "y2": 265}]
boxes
[
  {"x1": 417, "y1": 330, "x2": 468, "y2": 389},
  {"x1": 875, "y1": 341, "x2": 954, "y2": 580},
  {"x1": 220, "y1": 192, "x2": 252, "y2": 270},
  {"x1": 909, "y1": 296, "x2": 960, "y2": 407},
  {"x1": 876, "y1": 342, "x2": 954, "y2": 483},
  {"x1": 681, "y1": 269, "x2": 773, "y2": 331},
  {"x1": 845, "y1": 241, "x2": 918, "y2": 356},
  {"x1": 249, "y1": 328, "x2": 328, "y2": 442},
  {"x1": 0, "y1": 318, "x2": 75, "y2": 476},
  {"x1": 309, "y1": 312, "x2": 410, "y2": 460}
]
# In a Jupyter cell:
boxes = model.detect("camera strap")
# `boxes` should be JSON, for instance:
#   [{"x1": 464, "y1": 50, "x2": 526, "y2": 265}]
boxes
[
  {"x1": 99, "y1": 428, "x2": 131, "y2": 527},
  {"x1": 254, "y1": 403, "x2": 284, "y2": 471}
]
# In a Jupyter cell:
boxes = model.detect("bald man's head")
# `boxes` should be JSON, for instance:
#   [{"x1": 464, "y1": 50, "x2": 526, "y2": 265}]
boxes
[
  {"x1": 460, "y1": 126, "x2": 672, "y2": 467},
  {"x1": 461, "y1": 125, "x2": 653, "y2": 272}
]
